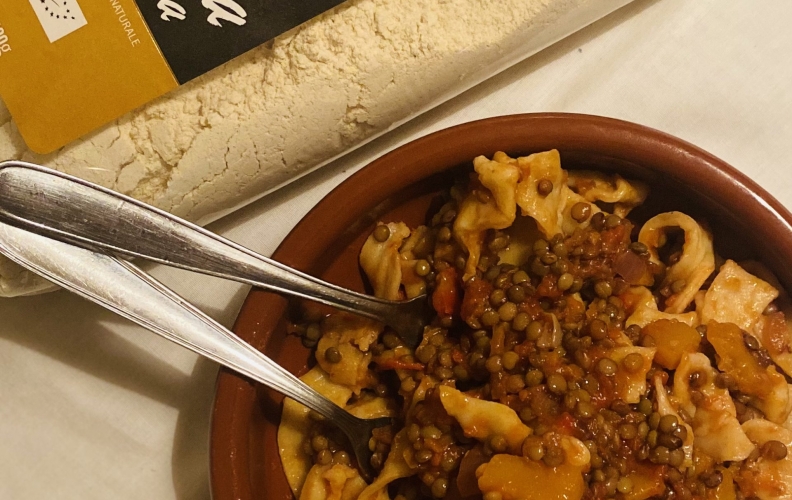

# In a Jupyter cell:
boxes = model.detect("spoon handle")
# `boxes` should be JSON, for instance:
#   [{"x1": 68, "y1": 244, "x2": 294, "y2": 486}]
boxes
[
  {"x1": 0, "y1": 161, "x2": 406, "y2": 325},
  {"x1": 0, "y1": 221, "x2": 358, "y2": 427}
]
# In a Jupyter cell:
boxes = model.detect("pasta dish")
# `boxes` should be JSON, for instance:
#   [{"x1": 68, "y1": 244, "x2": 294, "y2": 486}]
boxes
[{"x1": 278, "y1": 150, "x2": 792, "y2": 500}]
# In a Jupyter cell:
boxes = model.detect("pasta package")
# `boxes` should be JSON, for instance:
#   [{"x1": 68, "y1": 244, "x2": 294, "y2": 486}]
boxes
[
  {"x1": 0, "y1": 0, "x2": 634, "y2": 297},
  {"x1": 283, "y1": 151, "x2": 792, "y2": 500}
]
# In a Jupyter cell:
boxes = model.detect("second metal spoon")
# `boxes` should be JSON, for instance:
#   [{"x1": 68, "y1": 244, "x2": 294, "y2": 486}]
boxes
[{"x1": 0, "y1": 221, "x2": 391, "y2": 482}]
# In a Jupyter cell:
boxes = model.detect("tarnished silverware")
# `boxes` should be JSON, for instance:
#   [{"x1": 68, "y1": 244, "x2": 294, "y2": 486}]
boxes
[
  {"x1": 0, "y1": 222, "x2": 391, "y2": 481},
  {"x1": 0, "y1": 161, "x2": 430, "y2": 346}
]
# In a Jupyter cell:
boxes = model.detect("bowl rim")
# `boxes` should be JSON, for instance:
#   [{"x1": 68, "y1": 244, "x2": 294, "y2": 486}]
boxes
[{"x1": 209, "y1": 112, "x2": 792, "y2": 500}]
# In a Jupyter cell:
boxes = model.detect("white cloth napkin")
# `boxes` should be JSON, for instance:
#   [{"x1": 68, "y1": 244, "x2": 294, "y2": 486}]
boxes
[{"x1": 1, "y1": 0, "x2": 791, "y2": 498}]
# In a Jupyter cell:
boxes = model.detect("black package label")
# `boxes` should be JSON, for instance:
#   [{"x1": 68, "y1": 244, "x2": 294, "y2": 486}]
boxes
[{"x1": 136, "y1": 0, "x2": 348, "y2": 83}]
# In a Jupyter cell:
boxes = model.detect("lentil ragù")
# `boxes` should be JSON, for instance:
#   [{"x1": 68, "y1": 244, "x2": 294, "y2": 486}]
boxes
[{"x1": 281, "y1": 150, "x2": 792, "y2": 500}]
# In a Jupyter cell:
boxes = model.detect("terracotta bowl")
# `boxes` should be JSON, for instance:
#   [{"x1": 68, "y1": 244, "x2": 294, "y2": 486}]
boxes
[{"x1": 209, "y1": 113, "x2": 792, "y2": 500}]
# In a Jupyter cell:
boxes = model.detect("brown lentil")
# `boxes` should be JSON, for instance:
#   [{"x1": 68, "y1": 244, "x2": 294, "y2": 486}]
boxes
[
  {"x1": 637, "y1": 397, "x2": 653, "y2": 416},
  {"x1": 505, "y1": 374, "x2": 526, "y2": 393},
  {"x1": 382, "y1": 332, "x2": 400, "y2": 349},
  {"x1": 305, "y1": 324, "x2": 321, "y2": 341},
  {"x1": 485, "y1": 355, "x2": 503, "y2": 373},
  {"x1": 622, "y1": 352, "x2": 644, "y2": 373},
  {"x1": 522, "y1": 437, "x2": 546, "y2": 461},
  {"x1": 552, "y1": 242, "x2": 569, "y2": 258},
  {"x1": 658, "y1": 433, "x2": 683, "y2": 450},
  {"x1": 519, "y1": 407, "x2": 534, "y2": 423},
  {"x1": 421, "y1": 426, "x2": 442, "y2": 440},
  {"x1": 481, "y1": 310, "x2": 500, "y2": 327},
  {"x1": 489, "y1": 435, "x2": 508, "y2": 453},
  {"x1": 619, "y1": 424, "x2": 638, "y2": 440},
  {"x1": 489, "y1": 235, "x2": 510, "y2": 252},
  {"x1": 489, "y1": 288, "x2": 506, "y2": 307},
  {"x1": 533, "y1": 239, "x2": 549, "y2": 256},
  {"x1": 401, "y1": 377, "x2": 417, "y2": 393},
  {"x1": 557, "y1": 273, "x2": 574, "y2": 291},
  {"x1": 453, "y1": 365, "x2": 470, "y2": 380},
  {"x1": 525, "y1": 369, "x2": 544, "y2": 387},
  {"x1": 701, "y1": 470, "x2": 723, "y2": 489},
  {"x1": 629, "y1": 241, "x2": 649, "y2": 254},
  {"x1": 431, "y1": 478, "x2": 448, "y2": 498},
  {"x1": 761, "y1": 440, "x2": 788, "y2": 460},
  {"x1": 744, "y1": 334, "x2": 761, "y2": 351},
  {"x1": 507, "y1": 285, "x2": 527, "y2": 303},
  {"x1": 540, "y1": 252, "x2": 558, "y2": 265},
  {"x1": 407, "y1": 424, "x2": 421, "y2": 442},
  {"x1": 537, "y1": 179, "x2": 554, "y2": 196},
  {"x1": 589, "y1": 319, "x2": 608, "y2": 340},
  {"x1": 311, "y1": 435, "x2": 329, "y2": 452},
  {"x1": 571, "y1": 202, "x2": 592, "y2": 222},
  {"x1": 651, "y1": 446, "x2": 670, "y2": 464},
  {"x1": 543, "y1": 444, "x2": 566, "y2": 467},
  {"x1": 334, "y1": 451, "x2": 351, "y2": 465},
  {"x1": 438, "y1": 350, "x2": 453, "y2": 367},
  {"x1": 605, "y1": 214, "x2": 621, "y2": 228},
  {"x1": 373, "y1": 224, "x2": 391, "y2": 242},
  {"x1": 672, "y1": 424, "x2": 688, "y2": 442},
  {"x1": 658, "y1": 414, "x2": 679, "y2": 434},
  {"x1": 547, "y1": 373, "x2": 568, "y2": 394},
  {"x1": 416, "y1": 344, "x2": 437, "y2": 364},
  {"x1": 594, "y1": 280, "x2": 613, "y2": 298},
  {"x1": 502, "y1": 351, "x2": 519, "y2": 371},
  {"x1": 715, "y1": 372, "x2": 736, "y2": 390},
  {"x1": 527, "y1": 321, "x2": 544, "y2": 341},
  {"x1": 512, "y1": 312, "x2": 530, "y2": 331},
  {"x1": 590, "y1": 211, "x2": 606, "y2": 229},
  {"x1": 597, "y1": 357, "x2": 617, "y2": 376},
  {"x1": 415, "y1": 449, "x2": 433, "y2": 464},
  {"x1": 616, "y1": 477, "x2": 633, "y2": 494},
  {"x1": 530, "y1": 258, "x2": 550, "y2": 277},
  {"x1": 414, "y1": 260, "x2": 431, "y2": 276},
  {"x1": 498, "y1": 302, "x2": 518, "y2": 322},
  {"x1": 668, "y1": 449, "x2": 685, "y2": 468},
  {"x1": 324, "y1": 347, "x2": 342, "y2": 364},
  {"x1": 647, "y1": 430, "x2": 658, "y2": 448},
  {"x1": 689, "y1": 370, "x2": 706, "y2": 389}
]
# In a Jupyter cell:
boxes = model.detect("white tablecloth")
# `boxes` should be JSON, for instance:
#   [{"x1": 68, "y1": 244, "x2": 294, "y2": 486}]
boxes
[{"x1": 2, "y1": 0, "x2": 791, "y2": 498}]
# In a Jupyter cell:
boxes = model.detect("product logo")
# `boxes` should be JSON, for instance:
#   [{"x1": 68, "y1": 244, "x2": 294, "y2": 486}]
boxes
[{"x1": 28, "y1": 0, "x2": 87, "y2": 43}]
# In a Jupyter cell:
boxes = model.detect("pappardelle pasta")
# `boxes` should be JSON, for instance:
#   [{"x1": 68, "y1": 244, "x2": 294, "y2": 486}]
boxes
[{"x1": 279, "y1": 150, "x2": 792, "y2": 500}]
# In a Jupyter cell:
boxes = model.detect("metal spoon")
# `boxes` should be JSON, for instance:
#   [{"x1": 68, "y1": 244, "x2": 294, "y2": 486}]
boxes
[
  {"x1": 0, "y1": 221, "x2": 391, "y2": 482},
  {"x1": 0, "y1": 161, "x2": 429, "y2": 347}
]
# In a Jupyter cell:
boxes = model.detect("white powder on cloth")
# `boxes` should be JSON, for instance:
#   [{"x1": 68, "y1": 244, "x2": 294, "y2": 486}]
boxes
[{"x1": 0, "y1": 0, "x2": 629, "y2": 295}]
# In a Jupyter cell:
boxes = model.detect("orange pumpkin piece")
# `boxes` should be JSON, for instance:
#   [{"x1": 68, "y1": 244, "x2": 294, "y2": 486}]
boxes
[
  {"x1": 642, "y1": 319, "x2": 701, "y2": 369},
  {"x1": 706, "y1": 321, "x2": 780, "y2": 399},
  {"x1": 476, "y1": 454, "x2": 585, "y2": 500}
]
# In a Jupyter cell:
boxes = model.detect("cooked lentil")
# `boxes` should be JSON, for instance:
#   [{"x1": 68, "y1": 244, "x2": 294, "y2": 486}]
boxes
[{"x1": 537, "y1": 179, "x2": 553, "y2": 196}]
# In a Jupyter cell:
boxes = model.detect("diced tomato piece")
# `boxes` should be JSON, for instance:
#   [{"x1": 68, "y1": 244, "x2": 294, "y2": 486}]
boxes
[
  {"x1": 460, "y1": 276, "x2": 490, "y2": 323},
  {"x1": 433, "y1": 267, "x2": 460, "y2": 317}
]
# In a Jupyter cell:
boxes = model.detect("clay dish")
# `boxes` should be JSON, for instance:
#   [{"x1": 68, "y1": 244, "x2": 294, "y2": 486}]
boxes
[{"x1": 210, "y1": 113, "x2": 792, "y2": 500}]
